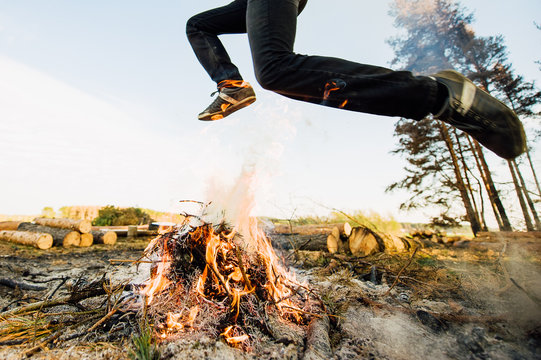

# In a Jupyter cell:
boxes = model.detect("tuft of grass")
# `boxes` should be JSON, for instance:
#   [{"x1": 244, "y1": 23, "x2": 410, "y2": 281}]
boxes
[
  {"x1": 415, "y1": 254, "x2": 439, "y2": 268},
  {"x1": 128, "y1": 321, "x2": 160, "y2": 360},
  {"x1": 268, "y1": 209, "x2": 402, "y2": 234}
]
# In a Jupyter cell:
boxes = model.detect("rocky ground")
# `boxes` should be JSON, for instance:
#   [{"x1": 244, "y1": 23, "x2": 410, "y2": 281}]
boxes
[{"x1": 0, "y1": 226, "x2": 540, "y2": 359}]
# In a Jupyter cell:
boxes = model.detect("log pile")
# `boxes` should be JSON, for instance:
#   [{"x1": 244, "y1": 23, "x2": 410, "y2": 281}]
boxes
[
  {"x1": 326, "y1": 223, "x2": 411, "y2": 256},
  {"x1": 325, "y1": 226, "x2": 477, "y2": 255},
  {"x1": 90, "y1": 226, "x2": 157, "y2": 238},
  {"x1": 0, "y1": 218, "x2": 117, "y2": 249},
  {"x1": 18, "y1": 222, "x2": 80, "y2": 247}
]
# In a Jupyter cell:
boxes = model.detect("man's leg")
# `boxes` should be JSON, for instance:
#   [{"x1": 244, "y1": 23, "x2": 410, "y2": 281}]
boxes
[
  {"x1": 186, "y1": 1, "x2": 248, "y2": 83},
  {"x1": 186, "y1": 1, "x2": 258, "y2": 121},
  {"x1": 245, "y1": 0, "x2": 525, "y2": 158},
  {"x1": 246, "y1": 0, "x2": 438, "y2": 121}
]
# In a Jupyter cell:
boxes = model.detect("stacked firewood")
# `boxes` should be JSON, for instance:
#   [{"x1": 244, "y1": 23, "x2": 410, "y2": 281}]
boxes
[
  {"x1": 327, "y1": 223, "x2": 411, "y2": 256},
  {"x1": 0, "y1": 218, "x2": 117, "y2": 249}
]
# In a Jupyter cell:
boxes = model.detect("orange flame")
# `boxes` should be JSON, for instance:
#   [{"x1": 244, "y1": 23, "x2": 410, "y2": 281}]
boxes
[
  {"x1": 166, "y1": 312, "x2": 184, "y2": 331},
  {"x1": 140, "y1": 236, "x2": 172, "y2": 305},
  {"x1": 140, "y1": 206, "x2": 309, "y2": 344},
  {"x1": 218, "y1": 80, "x2": 251, "y2": 89},
  {"x1": 323, "y1": 81, "x2": 341, "y2": 100},
  {"x1": 239, "y1": 218, "x2": 302, "y2": 321},
  {"x1": 221, "y1": 325, "x2": 249, "y2": 346}
]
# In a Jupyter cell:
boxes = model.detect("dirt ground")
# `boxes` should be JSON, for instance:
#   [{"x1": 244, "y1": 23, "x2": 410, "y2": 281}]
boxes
[{"x1": 1, "y1": 227, "x2": 540, "y2": 359}]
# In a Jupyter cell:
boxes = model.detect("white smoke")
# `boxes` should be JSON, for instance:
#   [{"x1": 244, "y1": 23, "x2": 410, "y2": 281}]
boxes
[{"x1": 201, "y1": 98, "x2": 299, "y2": 236}]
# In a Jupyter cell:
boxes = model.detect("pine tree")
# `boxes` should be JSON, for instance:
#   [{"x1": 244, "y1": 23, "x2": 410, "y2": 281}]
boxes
[
  {"x1": 388, "y1": 0, "x2": 540, "y2": 232},
  {"x1": 462, "y1": 37, "x2": 541, "y2": 230},
  {"x1": 387, "y1": 0, "x2": 485, "y2": 232}
]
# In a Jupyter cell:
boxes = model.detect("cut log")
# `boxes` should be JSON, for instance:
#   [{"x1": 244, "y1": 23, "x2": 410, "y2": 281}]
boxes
[
  {"x1": 34, "y1": 217, "x2": 92, "y2": 234},
  {"x1": 79, "y1": 233, "x2": 93, "y2": 247},
  {"x1": 91, "y1": 230, "x2": 117, "y2": 245},
  {"x1": 0, "y1": 230, "x2": 53, "y2": 249},
  {"x1": 0, "y1": 221, "x2": 22, "y2": 231},
  {"x1": 271, "y1": 233, "x2": 328, "y2": 252},
  {"x1": 389, "y1": 235, "x2": 410, "y2": 251},
  {"x1": 380, "y1": 234, "x2": 396, "y2": 252},
  {"x1": 348, "y1": 226, "x2": 383, "y2": 256},
  {"x1": 303, "y1": 316, "x2": 332, "y2": 360},
  {"x1": 327, "y1": 226, "x2": 347, "y2": 254},
  {"x1": 338, "y1": 222, "x2": 353, "y2": 239},
  {"x1": 18, "y1": 222, "x2": 80, "y2": 247},
  {"x1": 327, "y1": 233, "x2": 339, "y2": 254}
]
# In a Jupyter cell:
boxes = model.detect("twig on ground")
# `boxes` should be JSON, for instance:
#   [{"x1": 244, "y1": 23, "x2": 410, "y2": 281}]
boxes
[
  {"x1": 24, "y1": 331, "x2": 63, "y2": 357},
  {"x1": 384, "y1": 247, "x2": 419, "y2": 296},
  {"x1": 0, "y1": 279, "x2": 47, "y2": 291},
  {"x1": 45, "y1": 277, "x2": 68, "y2": 301},
  {"x1": 87, "y1": 307, "x2": 118, "y2": 333},
  {"x1": 280, "y1": 305, "x2": 323, "y2": 318},
  {"x1": 1, "y1": 280, "x2": 106, "y2": 318},
  {"x1": 24, "y1": 277, "x2": 67, "y2": 284},
  {"x1": 109, "y1": 259, "x2": 155, "y2": 264}
]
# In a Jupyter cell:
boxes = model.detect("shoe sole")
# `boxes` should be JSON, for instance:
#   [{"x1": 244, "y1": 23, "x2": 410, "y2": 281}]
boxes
[{"x1": 198, "y1": 96, "x2": 257, "y2": 121}]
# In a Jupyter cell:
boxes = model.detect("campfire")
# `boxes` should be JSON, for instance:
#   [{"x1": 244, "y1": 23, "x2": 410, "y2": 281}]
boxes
[{"x1": 137, "y1": 214, "x2": 321, "y2": 350}]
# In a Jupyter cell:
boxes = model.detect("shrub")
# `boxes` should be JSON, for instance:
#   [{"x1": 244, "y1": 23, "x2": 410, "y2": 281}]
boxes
[{"x1": 92, "y1": 206, "x2": 153, "y2": 226}]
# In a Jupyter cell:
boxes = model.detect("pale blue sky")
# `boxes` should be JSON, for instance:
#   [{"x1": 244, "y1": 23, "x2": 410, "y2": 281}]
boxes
[{"x1": 0, "y1": 1, "x2": 539, "y2": 223}]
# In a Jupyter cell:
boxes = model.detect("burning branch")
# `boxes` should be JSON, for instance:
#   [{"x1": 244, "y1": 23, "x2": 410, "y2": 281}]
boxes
[{"x1": 138, "y1": 218, "x2": 321, "y2": 347}]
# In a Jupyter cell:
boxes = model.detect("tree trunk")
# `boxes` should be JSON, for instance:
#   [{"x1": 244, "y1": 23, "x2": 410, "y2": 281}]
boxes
[
  {"x1": 439, "y1": 124, "x2": 481, "y2": 235},
  {"x1": 512, "y1": 160, "x2": 541, "y2": 230},
  {"x1": 469, "y1": 137, "x2": 513, "y2": 231},
  {"x1": 0, "y1": 221, "x2": 22, "y2": 231},
  {"x1": 454, "y1": 130, "x2": 487, "y2": 231},
  {"x1": 18, "y1": 222, "x2": 80, "y2": 247},
  {"x1": 0, "y1": 230, "x2": 53, "y2": 249},
  {"x1": 34, "y1": 217, "x2": 91, "y2": 234},
  {"x1": 526, "y1": 148, "x2": 541, "y2": 198},
  {"x1": 337, "y1": 223, "x2": 353, "y2": 239},
  {"x1": 469, "y1": 139, "x2": 504, "y2": 230},
  {"x1": 508, "y1": 160, "x2": 535, "y2": 231},
  {"x1": 91, "y1": 230, "x2": 117, "y2": 245}
]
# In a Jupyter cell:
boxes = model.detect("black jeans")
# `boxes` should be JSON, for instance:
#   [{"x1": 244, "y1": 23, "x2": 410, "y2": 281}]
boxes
[{"x1": 186, "y1": 0, "x2": 437, "y2": 120}]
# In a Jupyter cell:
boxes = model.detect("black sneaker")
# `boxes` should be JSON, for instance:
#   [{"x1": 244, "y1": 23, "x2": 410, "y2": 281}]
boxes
[
  {"x1": 431, "y1": 70, "x2": 526, "y2": 159},
  {"x1": 198, "y1": 80, "x2": 256, "y2": 121}
]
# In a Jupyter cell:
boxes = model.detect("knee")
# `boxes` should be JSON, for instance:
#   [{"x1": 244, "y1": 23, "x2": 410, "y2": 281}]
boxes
[
  {"x1": 254, "y1": 55, "x2": 291, "y2": 91},
  {"x1": 186, "y1": 15, "x2": 203, "y2": 36},
  {"x1": 255, "y1": 70, "x2": 279, "y2": 91}
]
